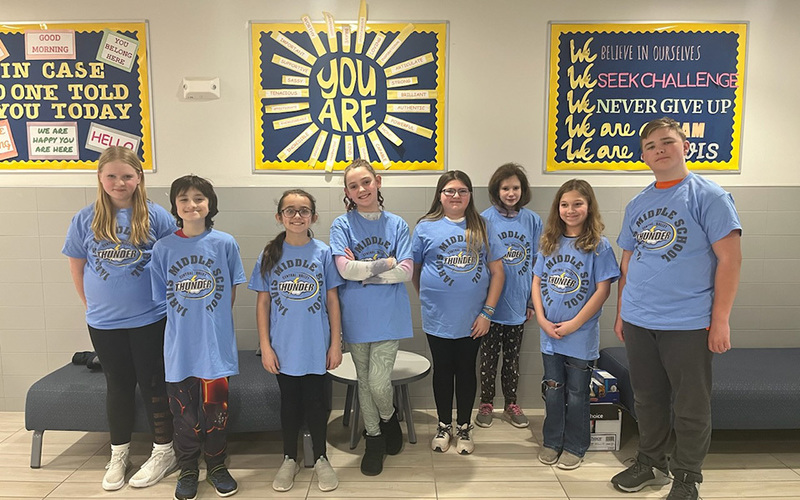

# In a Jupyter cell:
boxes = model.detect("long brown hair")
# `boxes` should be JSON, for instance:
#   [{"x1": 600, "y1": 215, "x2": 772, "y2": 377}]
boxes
[
  {"x1": 418, "y1": 170, "x2": 487, "y2": 254},
  {"x1": 539, "y1": 179, "x2": 604, "y2": 256},
  {"x1": 260, "y1": 189, "x2": 317, "y2": 278},
  {"x1": 91, "y1": 146, "x2": 150, "y2": 246},
  {"x1": 487, "y1": 162, "x2": 531, "y2": 214},
  {"x1": 342, "y1": 159, "x2": 385, "y2": 211}
]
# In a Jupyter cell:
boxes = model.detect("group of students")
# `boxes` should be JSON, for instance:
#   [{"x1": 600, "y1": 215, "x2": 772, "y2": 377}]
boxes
[{"x1": 63, "y1": 117, "x2": 740, "y2": 500}]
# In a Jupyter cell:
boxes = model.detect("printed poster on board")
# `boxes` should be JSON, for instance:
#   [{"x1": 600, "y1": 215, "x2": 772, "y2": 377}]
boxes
[
  {"x1": 545, "y1": 22, "x2": 747, "y2": 172},
  {"x1": 0, "y1": 22, "x2": 153, "y2": 171}
]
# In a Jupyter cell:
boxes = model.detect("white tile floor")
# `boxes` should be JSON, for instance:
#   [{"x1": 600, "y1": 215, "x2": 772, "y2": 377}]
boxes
[{"x1": 2, "y1": 409, "x2": 799, "y2": 499}]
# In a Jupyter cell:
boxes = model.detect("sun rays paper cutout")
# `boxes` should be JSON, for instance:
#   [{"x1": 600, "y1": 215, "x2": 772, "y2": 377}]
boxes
[{"x1": 252, "y1": 3, "x2": 447, "y2": 171}]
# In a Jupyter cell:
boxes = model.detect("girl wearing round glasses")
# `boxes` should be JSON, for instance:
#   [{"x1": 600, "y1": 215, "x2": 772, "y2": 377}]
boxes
[{"x1": 411, "y1": 170, "x2": 505, "y2": 455}]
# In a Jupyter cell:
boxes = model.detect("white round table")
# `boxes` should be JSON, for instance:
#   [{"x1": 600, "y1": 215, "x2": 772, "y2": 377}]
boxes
[{"x1": 328, "y1": 350, "x2": 431, "y2": 449}]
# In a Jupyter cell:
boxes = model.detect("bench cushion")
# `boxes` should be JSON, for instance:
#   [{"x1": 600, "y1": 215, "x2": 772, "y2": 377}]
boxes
[
  {"x1": 26, "y1": 350, "x2": 281, "y2": 434},
  {"x1": 598, "y1": 347, "x2": 800, "y2": 430}
]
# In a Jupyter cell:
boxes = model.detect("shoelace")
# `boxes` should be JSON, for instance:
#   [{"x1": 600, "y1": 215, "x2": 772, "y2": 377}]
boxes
[
  {"x1": 435, "y1": 425, "x2": 451, "y2": 438},
  {"x1": 457, "y1": 425, "x2": 473, "y2": 440},
  {"x1": 506, "y1": 403, "x2": 523, "y2": 415},
  {"x1": 105, "y1": 452, "x2": 127, "y2": 469},
  {"x1": 478, "y1": 404, "x2": 492, "y2": 415}
]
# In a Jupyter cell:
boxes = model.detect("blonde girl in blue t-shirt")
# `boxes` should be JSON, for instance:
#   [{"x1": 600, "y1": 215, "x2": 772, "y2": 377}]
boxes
[
  {"x1": 248, "y1": 189, "x2": 343, "y2": 493},
  {"x1": 63, "y1": 146, "x2": 176, "y2": 491},
  {"x1": 531, "y1": 179, "x2": 619, "y2": 471},
  {"x1": 330, "y1": 159, "x2": 414, "y2": 476}
]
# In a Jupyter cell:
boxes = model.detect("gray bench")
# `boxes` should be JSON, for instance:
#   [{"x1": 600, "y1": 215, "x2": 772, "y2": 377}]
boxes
[
  {"x1": 598, "y1": 347, "x2": 800, "y2": 429},
  {"x1": 25, "y1": 350, "x2": 321, "y2": 468}
]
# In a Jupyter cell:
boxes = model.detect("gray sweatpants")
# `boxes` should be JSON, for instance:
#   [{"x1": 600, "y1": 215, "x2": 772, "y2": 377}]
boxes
[{"x1": 623, "y1": 321, "x2": 713, "y2": 479}]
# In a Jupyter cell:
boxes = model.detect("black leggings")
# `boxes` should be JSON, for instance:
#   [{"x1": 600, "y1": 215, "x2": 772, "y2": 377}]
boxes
[
  {"x1": 426, "y1": 334, "x2": 482, "y2": 426},
  {"x1": 88, "y1": 318, "x2": 172, "y2": 445},
  {"x1": 276, "y1": 373, "x2": 328, "y2": 461}
]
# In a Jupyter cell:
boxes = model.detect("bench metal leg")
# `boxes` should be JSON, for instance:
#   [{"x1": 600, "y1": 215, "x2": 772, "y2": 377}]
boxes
[
  {"x1": 302, "y1": 428, "x2": 314, "y2": 468},
  {"x1": 399, "y1": 384, "x2": 417, "y2": 444},
  {"x1": 30, "y1": 430, "x2": 43, "y2": 469},
  {"x1": 349, "y1": 389, "x2": 361, "y2": 449},
  {"x1": 342, "y1": 384, "x2": 354, "y2": 427},
  {"x1": 394, "y1": 387, "x2": 404, "y2": 422}
]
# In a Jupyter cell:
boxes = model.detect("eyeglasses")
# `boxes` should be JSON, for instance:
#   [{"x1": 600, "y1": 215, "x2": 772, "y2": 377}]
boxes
[
  {"x1": 441, "y1": 188, "x2": 471, "y2": 197},
  {"x1": 280, "y1": 207, "x2": 313, "y2": 218}
]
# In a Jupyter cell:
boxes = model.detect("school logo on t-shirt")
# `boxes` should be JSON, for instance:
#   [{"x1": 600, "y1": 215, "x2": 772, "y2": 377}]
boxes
[
  {"x1": 632, "y1": 206, "x2": 688, "y2": 263},
  {"x1": 277, "y1": 272, "x2": 319, "y2": 301},
  {"x1": 353, "y1": 236, "x2": 392, "y2": 261},
  {"x1": 547, "y1": 268, "x2": 581, "y2": 294},
  {"x1": 174, "y1": 270, "x2": 216, "y2": 299},
  {"x1": 94, "y1": 241, "x2": 143, "y2": 267}
]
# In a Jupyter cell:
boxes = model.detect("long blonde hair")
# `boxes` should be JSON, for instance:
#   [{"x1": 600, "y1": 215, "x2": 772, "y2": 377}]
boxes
[
  {"x1": 539, "y1": 179, "x2": 604, "y2": 256},
  {"x1": 91, "y1": 147, "x2": 151, "y2": 246},
  {"x1": 418, "y1": 170, "x2": 488, "y2": 255}
]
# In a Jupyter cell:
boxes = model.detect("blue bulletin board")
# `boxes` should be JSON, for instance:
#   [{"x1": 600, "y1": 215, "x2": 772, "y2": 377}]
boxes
[
  {"x1": 545, "y1": 22, "x2": 747, "y2": 172},
  {"x1": 0, "y1": 22, "x2": 153, "y2": 171},
  {"x1": 251, "y1": 6, "x2": 447, "y2": 172}
]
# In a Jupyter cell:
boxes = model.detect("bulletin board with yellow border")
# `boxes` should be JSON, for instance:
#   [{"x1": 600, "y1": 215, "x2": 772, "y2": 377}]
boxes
[
  {"x1": 251, "y1": 10, "x2": 447, "y2": 172},
  {"x1": 545, "y1": 22, "x2": 747, "y2": 172},
  {"x1": 0, "y1": 21, "x2": 153, "y2": 171}
]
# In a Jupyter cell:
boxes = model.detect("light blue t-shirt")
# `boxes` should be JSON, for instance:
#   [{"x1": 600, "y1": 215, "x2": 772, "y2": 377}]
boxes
[
  {"x1": 412, "y1": 217, "x2": 505, "y2": 339},
  {"x1": 329, "y1": 210, "x2": 413, "y2": 344},
  {"x1": 617, "y1": 173, "x2": 741, "y2": 330},
  {"x1": 150, "y1": 229, "x2": 246, "y2": 382},
  {"x1": 248, "y1": 239, "x2": 344, "y2": 376},
  {"x1": 481, "y1": 206, "x2": 543, "y2": 325},
  {"x1": 62, "y1": 201, "x2": 176, "y2": 329},
  {"x1": 533, "y1": 236, "x2": 619, "y2": 360}
]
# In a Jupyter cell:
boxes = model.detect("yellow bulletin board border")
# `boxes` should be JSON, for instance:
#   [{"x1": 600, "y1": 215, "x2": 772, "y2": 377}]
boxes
[
  {"x1": 251, "y1": 17, "x2": 448, "y2": 172},
  {"x1": 0, "y1": 21, "x2": 154, "y2": 172},
  {"x1": 545, "y1": 22, "x2": 748, "y2": 173}
]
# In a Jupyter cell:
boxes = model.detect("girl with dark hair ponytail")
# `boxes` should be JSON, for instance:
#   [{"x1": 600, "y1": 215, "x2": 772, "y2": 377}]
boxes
[{"x1": 248, "y1": 189, "x2": 344, "y2": 493}]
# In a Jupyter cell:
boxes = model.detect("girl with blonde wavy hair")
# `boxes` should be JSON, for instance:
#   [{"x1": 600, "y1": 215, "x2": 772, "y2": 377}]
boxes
[{"x1": 63, "y1": 146, "x2": 177, "y2": 491}]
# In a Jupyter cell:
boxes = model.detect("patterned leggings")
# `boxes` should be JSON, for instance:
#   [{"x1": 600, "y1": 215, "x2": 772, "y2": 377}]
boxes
[
  {"x1": 479, "y1": 322, "x2": 525, "y2": 406},
  {"x1": 349, "y1": 340, "x2": 399, "y2": 436}
]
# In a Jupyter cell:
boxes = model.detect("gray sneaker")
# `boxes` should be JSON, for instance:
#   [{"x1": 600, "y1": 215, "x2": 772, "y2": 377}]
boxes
[
  {"x1": 611, "y1": 458, "x2": 670, "y2": 492},
  {"x1": 556, "y1": 450, "x2": 583, "y2": 470},
  {"x1": 314, "y1": 457, "x2": 338, "y2": 492},
  {"x1": 538, "y1": 447, "x2": 560, "y2": 465},
  {"x1": 503, "y1": 403, "x2": 529, "y2": 428},
  {"x1": 272, "y1": 456, "x2": 299, "y2": 492},
  {"x1": 475, "y1": 403, "x2": 493, "y2": 428}
]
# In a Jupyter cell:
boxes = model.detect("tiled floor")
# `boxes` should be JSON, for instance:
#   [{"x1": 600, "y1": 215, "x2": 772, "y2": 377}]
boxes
[{"x1": 1, "y1": 410, "x2": 799, "y2": 499}]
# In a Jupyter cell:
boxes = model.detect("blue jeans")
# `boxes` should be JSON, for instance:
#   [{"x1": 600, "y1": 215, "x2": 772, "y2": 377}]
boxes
[{"x1": 541, "y1": 353, "x2": 593, "y2": 457}]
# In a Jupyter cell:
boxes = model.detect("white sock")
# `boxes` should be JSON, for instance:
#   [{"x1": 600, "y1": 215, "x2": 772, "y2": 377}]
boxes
[
  {"x1": 153, "y1": 442, "x2": 172, "y2": 452},
  {"x1": 111, "y1": 442, "x2": 130, "y2": 453}
]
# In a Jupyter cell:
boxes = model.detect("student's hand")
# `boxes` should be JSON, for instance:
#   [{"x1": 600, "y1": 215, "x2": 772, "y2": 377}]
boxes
[
  {"x1": 708, "y1": 320, "x2": 731, "y2": 353},
  {"x1": 614, "y1": 315, "x2": 625, "y2": 342},
  {"x1": 538, "y1": 317, "x2": 560, "y2": 340},
  {"x1": 327, "y1": 343, "x2": 343, "y2": 370},
  {"x1": 526, "y1": 307, "x2": 534, "y2": 322},
  {"x1": 260, "y1": 346, "x2": 280, "y2": 374},
  {"x1": 554, "y1": 319, "x2": 578, "y2": 338},
  {"x1": 471, "y1": 315, "x2": 490, "y2": 338},
  {"x1": 385, "y1": 256, "x2": 396, "y2": 268},
  {"x1": 344, "y1": 247, "x2": 355, "y2": 261}
]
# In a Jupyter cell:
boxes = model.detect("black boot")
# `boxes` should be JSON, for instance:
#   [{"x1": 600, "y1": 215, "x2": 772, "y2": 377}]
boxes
[
  {"x1": 361, "y1": 431, "x2": 386, "y2": 476},
  {"x1": 379, "y1": 409, "x2": 403, "y2": 455}
]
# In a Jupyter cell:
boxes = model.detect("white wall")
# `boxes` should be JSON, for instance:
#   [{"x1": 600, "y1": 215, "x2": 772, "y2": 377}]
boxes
[{"x1": 0, "y1": 0, "x2": 796, "y2": 188}]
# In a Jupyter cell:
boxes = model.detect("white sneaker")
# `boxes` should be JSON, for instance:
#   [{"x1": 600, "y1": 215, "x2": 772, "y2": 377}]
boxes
[
  {"x1": 431, "y1": 422, "x2": 453, "y2": 452},
  {"x1": 272, "y1": 456, "x2": 300, "y2": 492},
  {"x1": 128, "y1": 443, "x2": 177, "y2": 488},
  {"x1": 455, "y1": 423, "x2": 475, "y2": 455},
  {"x1": 314, "y1": 457, "x2": 338, "y2": 492},
  {"x1": 102, "y1": 446, "x2": 132, "y2": 491}
]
